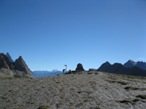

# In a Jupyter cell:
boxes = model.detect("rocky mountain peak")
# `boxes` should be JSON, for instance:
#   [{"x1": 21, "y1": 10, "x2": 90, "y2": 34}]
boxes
[
  {"x1": 0, "y1": 53, "x2": 14, "y2": 70},
  {"x1": 125, "y1": 60, "x2": 137, "y2": 65},
  {"x1": 0, "y1": 53, "x2": 33, "y2": 78},
  {"x1": 98, "y1": 61, "x2": 111, "y2": 71},
  {"x1": 124, "y1": 60, "x2": 146, "y2": 70},
  {"x1": 18, "y1": 56, "x2": 23, "y2": 60},
  {"x1": 104, "y1": 61, "x2": 111, "y2": 65},
  {"x1": 14, "y1": 56, "x2": 32, "y2": 75},
  {"x1": 128, "y1": 59, "x2": 135, "y2": 63},
  {"x1": 6, "y1": 52, "x2": 14, "y2": 63}
]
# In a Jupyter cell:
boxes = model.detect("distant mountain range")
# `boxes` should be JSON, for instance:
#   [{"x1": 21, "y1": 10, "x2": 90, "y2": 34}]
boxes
[
  {"x1": 98, "y1": 60, "x2": 146, "y2": 76},
  {"x1": 1, "y1": 52, "x2": 146, "y2": 78},
  {"x1": 124, "y1": 60, "x2": 146, "y2": 70},
  {"x1": 33, "y1": 60, "x2": 146, "y2": 77},
  {"x1": 32, "y1": 70, "x2": 63, "y2": 78}
]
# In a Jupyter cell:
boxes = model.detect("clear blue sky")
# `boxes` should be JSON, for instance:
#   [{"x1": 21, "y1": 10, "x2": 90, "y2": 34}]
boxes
[{"x1": 0, "y1": 0, "x2": 146, "y2": 71}]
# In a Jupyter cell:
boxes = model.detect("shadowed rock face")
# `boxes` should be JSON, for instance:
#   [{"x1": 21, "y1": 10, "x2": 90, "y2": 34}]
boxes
[
  {"x1": 6, "y1": 52, "x2": 14, "y2": 63},
  {"x1": 97, "y1": 61, "x2": 111, "y2": 71},
  {"x1": 75, "y1": 63, "x2": 85, "y2": 71},
  {"x1": 0, "y1": 53, "x2": 14, "y2": 70},
  {"x1": 0, "y1": 53, "x2": 33, "y2": 78},
  {"x1": 14, "y1": 56, "x2": 32, "y2": 75}
]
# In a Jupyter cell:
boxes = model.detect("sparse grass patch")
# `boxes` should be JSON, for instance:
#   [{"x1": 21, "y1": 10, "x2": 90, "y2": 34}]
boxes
[
  {"x1": 126, "y1": 75, "x2": 146, "y2": 79},
  {"x1": 125, "y1": 86, "x2": 146, "y2": 91},
  {"x1": 136, "y1": 95, "x2": 146, "y2": 99},
  {"x1": 119, "y1": 100, "x2": 133, "y2": 104},
  {"x1": 68, "y1": 108, "x2": 75, "y2": 109},
  {"x1": 106, "y1": 80, "x2": 128, "y2": 85},
  {"x1": 124, "y1": 86, "x2": 139, "y2": 90},
  {"x1": 116, "y1": 81, "x2": 128, "y2": 85},
  {"x1": 95, "y1": 107, "x2": 100, "y2": 109},
  {"x1": 27, "y1": 100, "x2": 35, "y2": 104},
  {"x1": 89, "y1": 80, "x2": 97, "y2": 85},
  {"x1": 105, "y1": 79, "x2": 115, "y2": 83},
  {"x1": 55, "y1": 81, "x2": 60, "y2": 83},
  {"x1": 83, "y1": 99, "x2": 89, "y2": 102},
  {"x1": 139, "y1": 88, "x2": 146, "y2": 91},
  {"x1": 38, "y1": 105, "x2": 49, "y2": 109},
  {"x1": 87, "y1": 71, "x2": 93, "y2": 74},
  {"x1": 14, "y1": 108, "x2": 23, "y2": 109},
  {"x1": 117, "y1": 99, "x2": 139, "y2": 104},
  {"x1": 8, "y1": 89, "x2": 13, "y2": 92},
  {"x1": 77, "y1": 90, "x2": 93, "y2": 95},
  {"x1": 95, "y1": 72, "x2": 99, "y2": 75},
  {"x1": 0, "y1": 77, "x2": 14, "y2": 80},
  {"x1": 132, "y1": 99, "x2": 139, "y2": 102},
  {"x1": 77, "y1": 91, "x2": 81, "y2": 94},
  {"x1": 90, "y1": 107, "x2": 100, "y2": 109},
  {"x1": 56, "y1": 103, "x2": 62, "y2": 108},
  {"x1": 0, "y1": 96, "x2": 7, "y2": 100}
]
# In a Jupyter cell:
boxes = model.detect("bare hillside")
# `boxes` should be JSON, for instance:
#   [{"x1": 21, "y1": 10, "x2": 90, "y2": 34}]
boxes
[{"x1": 0, "y1": 72, "x2": 146, "y2": 109}]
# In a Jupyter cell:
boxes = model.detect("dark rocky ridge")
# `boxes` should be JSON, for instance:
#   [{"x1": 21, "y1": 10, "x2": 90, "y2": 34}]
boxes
[
  {"x1": 0, "y1": 53, "x2": 33, "y2": 78},
  {"x1": 98, "y1": 61, "x2": 146, "y2": 76},
  {"x1": 124, "y1": 60, "x2": 146, "y2": 70}
]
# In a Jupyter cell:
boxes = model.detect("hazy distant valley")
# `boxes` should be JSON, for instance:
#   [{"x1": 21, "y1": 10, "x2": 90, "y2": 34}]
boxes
[{"x1": 32, "y1": 70, "x2": 63, "y2": 78}]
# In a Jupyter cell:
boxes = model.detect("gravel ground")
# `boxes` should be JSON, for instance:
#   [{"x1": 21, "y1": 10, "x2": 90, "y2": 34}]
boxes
[{"x1": 0, "y1": 71, "x2": 146, "y2": 109}]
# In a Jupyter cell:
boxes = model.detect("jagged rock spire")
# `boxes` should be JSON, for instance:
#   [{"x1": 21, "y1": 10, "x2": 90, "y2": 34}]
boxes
[
  {"x1": 0, "y1": 53, "x2": 33, "y2": 78},
  {"x1": 0, "y1": 53, "x2": 14, "y2": 69},
  {"x1": 6, "y1": 52, "x2": 14, "y2": 62},
  {"x1": 14, "y1": 56, "x2": 32, "y2": 75}
]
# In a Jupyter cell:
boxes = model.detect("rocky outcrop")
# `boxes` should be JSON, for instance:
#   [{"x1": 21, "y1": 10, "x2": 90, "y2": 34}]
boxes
[
  {"x1": 75, "y1": 63, "x2": 85, "y2": 72},
  {"x1": 14, "y1": 56, "x2": 32, "y2": 76},
  {"x1": 0, "y1": 68, "x2": 14, "y2": 77},
  {"x1": 0, "y1": 53, "x2": 14, "y2": 70},
  {"x1": 0, "y1": 53, "x2": 33, "y2": 78}
]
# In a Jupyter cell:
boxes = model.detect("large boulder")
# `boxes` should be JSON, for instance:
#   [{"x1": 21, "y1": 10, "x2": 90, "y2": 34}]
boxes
[{"x1": 75, "y1": 63, "x2": 85, "y2": 72}]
